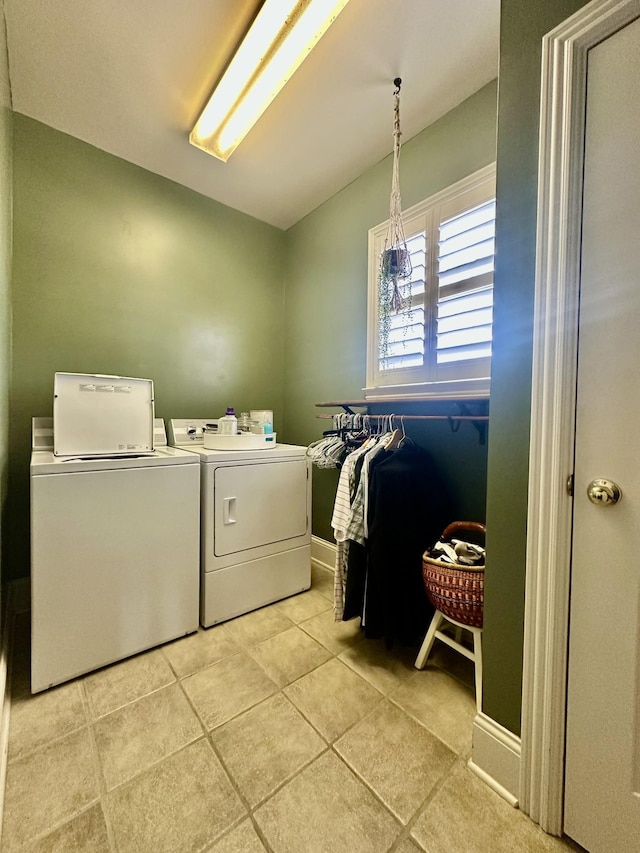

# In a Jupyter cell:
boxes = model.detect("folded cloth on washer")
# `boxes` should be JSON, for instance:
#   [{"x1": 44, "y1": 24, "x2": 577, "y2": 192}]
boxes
[{"x1": 430, "y1": 538, "x2": 485, "y2": 566}]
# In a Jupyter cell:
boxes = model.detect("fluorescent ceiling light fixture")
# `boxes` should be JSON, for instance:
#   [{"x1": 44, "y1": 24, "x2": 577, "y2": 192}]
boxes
[{"x1": 190, "y1": 0, "x2": 350, "y2": 162}]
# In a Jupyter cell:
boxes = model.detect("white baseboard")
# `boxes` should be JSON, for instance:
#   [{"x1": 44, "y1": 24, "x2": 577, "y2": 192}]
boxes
[
  {"x1": 311, "y1": 536, "x2": 336, "y2": 573},
  {"x1": 470, "y1": 712, "x2": 521, "y2": 807}
]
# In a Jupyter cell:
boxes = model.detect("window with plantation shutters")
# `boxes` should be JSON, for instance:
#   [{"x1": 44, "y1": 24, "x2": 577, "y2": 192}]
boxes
[{"x1": 366, "y1": 163, "x2": 495, "y2": 399}]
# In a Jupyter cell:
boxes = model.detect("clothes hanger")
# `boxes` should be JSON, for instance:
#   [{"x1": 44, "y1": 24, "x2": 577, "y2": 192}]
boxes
[{"x1": 384, "y1": 414, "x2": 403, "y2": 450}]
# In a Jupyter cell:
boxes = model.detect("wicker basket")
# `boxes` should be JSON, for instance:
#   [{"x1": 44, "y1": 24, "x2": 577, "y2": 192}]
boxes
[{"x1": 422, "y1": 521, "x2": 485, "y2": 628}]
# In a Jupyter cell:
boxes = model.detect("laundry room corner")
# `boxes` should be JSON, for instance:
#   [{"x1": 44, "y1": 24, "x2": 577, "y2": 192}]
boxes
[{"x1": 6, "y1": 115, "x2": 289, "y2": 587}]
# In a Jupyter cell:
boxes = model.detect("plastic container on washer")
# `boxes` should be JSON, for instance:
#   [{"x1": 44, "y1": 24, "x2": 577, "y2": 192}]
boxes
[
  {"x1": 218, "y1": 408, "x2": 238, "y2": 435},
  {"x1": 250, "y1": 410, "x2": 273, "y2": 430},
  {"x1": 237, "y1": 412, "x2": 251, "y2": 432}
]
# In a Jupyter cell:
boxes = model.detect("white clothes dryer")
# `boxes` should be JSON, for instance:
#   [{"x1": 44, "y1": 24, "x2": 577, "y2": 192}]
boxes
[
  {"x1": 30, "y1": 418, "x2": 200, "y2": 693},
  {"x1": 167, "y1": 419, "x2": 311, "y2": 627}
]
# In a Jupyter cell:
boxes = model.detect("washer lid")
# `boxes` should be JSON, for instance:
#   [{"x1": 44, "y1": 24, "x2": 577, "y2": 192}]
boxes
[
  {"x1": 53, "y1": 372, "x2": 155, "y2": 456},
  {"x1": 30, "y1": 445, "x2": 198, "y2": 475}
]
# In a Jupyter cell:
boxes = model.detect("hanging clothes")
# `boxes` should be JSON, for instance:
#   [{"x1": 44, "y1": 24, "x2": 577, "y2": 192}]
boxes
[
  {"x1": 331, "y1": 438, "x2": 376, "y2": 620},
  {"x1": 363, "y1": 440, "x2": 451, "y2": 645},
  {"x1": 340, "y1": 433, "x2": 389, "y2": 622},
  {"x1": 332, "y1": 434, "x2": 451, "y2": 646}
]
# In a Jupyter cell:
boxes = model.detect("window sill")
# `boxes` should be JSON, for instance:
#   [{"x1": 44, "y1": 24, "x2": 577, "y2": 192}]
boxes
[{"x1": 361, "y1": 377, "x2": 490, "y2": 403}]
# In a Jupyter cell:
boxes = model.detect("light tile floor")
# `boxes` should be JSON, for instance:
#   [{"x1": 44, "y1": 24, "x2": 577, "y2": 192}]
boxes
[{"x1": 1, "y1": 565, "x2": 583, "y2": 852}]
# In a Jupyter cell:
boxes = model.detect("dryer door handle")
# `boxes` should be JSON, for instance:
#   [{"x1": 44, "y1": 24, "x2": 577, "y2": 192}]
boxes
[{"x1": 223, "y1": 496, "x2": 237, "y2": 525}]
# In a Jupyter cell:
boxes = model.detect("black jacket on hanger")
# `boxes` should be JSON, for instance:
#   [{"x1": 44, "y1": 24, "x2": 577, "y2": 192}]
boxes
[{"x1": 362, "y1": 441, "x2": 451, "y2": 646}]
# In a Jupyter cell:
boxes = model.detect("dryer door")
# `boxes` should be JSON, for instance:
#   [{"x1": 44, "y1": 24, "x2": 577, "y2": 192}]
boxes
[{"x1": 214, "y1": 459, "x2": 308, "y2": 556}]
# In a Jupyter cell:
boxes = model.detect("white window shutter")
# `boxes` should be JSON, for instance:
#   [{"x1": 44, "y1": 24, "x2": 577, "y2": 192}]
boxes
[{"x1": 436, "y1": 199, "x2": 495, "y2": 365}]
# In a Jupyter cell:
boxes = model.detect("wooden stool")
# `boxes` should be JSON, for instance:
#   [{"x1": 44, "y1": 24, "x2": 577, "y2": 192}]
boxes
[{"x1": 414, "y1": 609, "x2": 483, "y2": 713}]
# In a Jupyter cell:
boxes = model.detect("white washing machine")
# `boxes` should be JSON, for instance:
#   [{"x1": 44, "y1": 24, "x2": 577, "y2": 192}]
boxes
[
  {"x1": 167, "y1": 419, "x2": 311, "y2": 627},
  {"x1": 30, "y1": 417, "x2": 200, "y2": 693}
]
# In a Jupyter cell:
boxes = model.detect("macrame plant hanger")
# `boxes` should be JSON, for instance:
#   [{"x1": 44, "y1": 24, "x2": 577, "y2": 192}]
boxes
[{"x1": 379, "y1": 78, "x2": 412, "y2": 364}]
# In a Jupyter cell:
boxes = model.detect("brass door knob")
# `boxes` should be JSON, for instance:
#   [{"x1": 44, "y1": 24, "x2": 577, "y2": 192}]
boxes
[{"x1": 586, "y1": 479, "x2": 622, "y2": 506}]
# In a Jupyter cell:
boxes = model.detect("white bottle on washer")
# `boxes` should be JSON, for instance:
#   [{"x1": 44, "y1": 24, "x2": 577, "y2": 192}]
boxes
[{"x1": 218, "y1": 407, "x2": 238, "y2": 435}]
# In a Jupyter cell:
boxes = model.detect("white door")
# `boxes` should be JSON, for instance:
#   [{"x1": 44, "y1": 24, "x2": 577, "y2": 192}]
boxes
[{"x1": 563, "y1": 14, "x2": 640, "y2": 852}]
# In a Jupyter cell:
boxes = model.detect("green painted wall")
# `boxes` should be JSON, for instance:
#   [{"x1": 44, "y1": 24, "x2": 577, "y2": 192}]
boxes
[
  {"x1": 0, "y1": 0, "x2": 12, "y2": 621},
  {"x1": 482, "y1": 0, "x2": 591, "y2": 734},
  {"x1": 283, "y1": 81, "x2": 497, "y2": 542},
  {"x1": 8, "y1": 116, "x2": 286, "y2": 580}
]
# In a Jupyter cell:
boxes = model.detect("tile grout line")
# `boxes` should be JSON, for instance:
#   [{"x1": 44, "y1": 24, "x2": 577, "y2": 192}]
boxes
[
  {"x1": 194, "y1": 629, "x2": 409, "y2": 852},
  {"x1": 205, "y1": 724, "x2": 327, "y2": 853},
  {"x1": 174, "y1": 629, "x2": 331, "y2": 808},
  {"x1": 4, "y1": 717, "x2": 87, "y2": 767},
  {"x1": 4, "y1": 575, "x2": 476, "y2": 853},
  {"x1": 81, "y1": 667, "x2": 204, "y2": 798},
  {"x1": 162, "y1": 623, "x2": 455, "y2": 852},
  {"x1": 173, "y1": 647, "x2": 311, "y2": 853},
  {"x1": 2, "y1": 645, "x2": 114, "y2": 851},
  {"x1": 228, "y1": 633, "x2": 413, "y2": 846},
  {"x1": 81, "y1": 651, "x2": 177, "y2": 720},
  {"x1": 386, "y1": 690, "x2": 474, "y2": 757},
  {"x1": 79, "y1": 673, "x2": 120, "y2": 853},
  {"x1": 171, "y1": 654, "x2": 271, "y2": 851},
  {"x1": 184, "y1": 596, "x2": 459, "y2": 847},
  {"x1": 167, "y1": 608, "x2": 408, "y2": 850},
  {"x1": 267, "y1": 606, "x2": 471, "y2": 850},
  {"x1": 396, "y1": 754, "x2": 469, "y2": 851}
]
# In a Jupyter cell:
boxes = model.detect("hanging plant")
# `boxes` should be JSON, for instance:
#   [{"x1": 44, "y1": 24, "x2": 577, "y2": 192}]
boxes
[
  {"x1": 378, "y1": 78, "x2": 412, "y2": 366},
  {"x1": 378, "y1": 267, "x2": 393, "y2": 368},
  {"x1": 381, "y1": 246, "x2": 411, "y2": 279}
]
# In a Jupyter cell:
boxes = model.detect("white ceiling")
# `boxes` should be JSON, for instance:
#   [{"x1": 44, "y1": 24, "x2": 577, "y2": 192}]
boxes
[{"x1": 4, "y1": 0, "x2": 500, "y2": 230}]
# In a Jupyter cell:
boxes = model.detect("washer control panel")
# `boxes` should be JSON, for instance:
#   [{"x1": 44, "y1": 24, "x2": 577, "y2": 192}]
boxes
[{"x1": 167, "y1": 419, "x2": 218, "y2": 446}]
